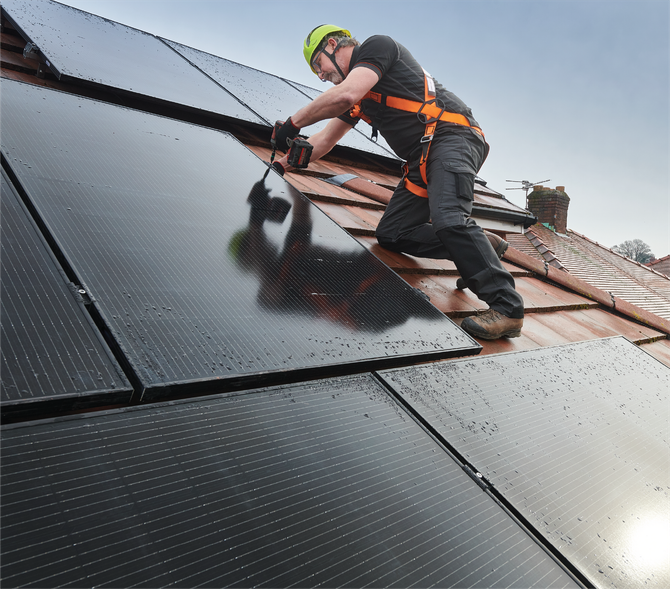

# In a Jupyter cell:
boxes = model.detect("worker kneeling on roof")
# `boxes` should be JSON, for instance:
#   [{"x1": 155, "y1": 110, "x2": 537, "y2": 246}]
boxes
[{"x1": 273, "y1": 25, "x2": 524, "y2": 340}]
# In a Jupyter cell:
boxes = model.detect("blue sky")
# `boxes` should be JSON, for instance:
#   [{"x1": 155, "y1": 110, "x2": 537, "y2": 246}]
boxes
[{"x1": 60, "y1": 0, "x2": 669, "y2": 258}]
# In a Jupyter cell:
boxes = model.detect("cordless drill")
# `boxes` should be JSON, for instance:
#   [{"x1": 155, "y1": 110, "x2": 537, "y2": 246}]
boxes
[{"x1": 271, "y1": 121, "x2": 313, "y2": 169}]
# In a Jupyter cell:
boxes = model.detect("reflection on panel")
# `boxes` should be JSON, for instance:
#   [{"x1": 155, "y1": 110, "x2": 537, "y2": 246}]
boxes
[
  {"x1": 0, "y1": 171, "x2": 132, "y2": 419},
  {"x1": 163, "y1": 39, "x2": 398, "y2": 159},
  {"x1": 0, "y1": 374, "x2": 580, "y2": 588},
  {"x1": 1, "y1": 79, "x2": 478, "y2": 399},
  {"x1": 1, "y1": 0, "x2": 263, "y2": 124},
  {"x1": 379, "y1": 337, "x2": 670, "y2": 589}
]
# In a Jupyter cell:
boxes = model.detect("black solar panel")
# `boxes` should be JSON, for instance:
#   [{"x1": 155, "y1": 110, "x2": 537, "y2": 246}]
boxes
[
  {"x1": 162, "y1": 38, "x2": 398, "y2": 159},
  {"x1": 378, "y1": 337, "x2": 670, "y2": 589},
  {"x1": 1, "y1": 0, "x2": 264, "y2": 125},
  {"x1": 1, "y1": 374, "x2": 580, "y2": 588},
  {"x1": 1, "y1": 171, "x2": 132, "y2": 420},
  {"x1": 1, "y1": 79, "x2": 479, "y2": 401}
]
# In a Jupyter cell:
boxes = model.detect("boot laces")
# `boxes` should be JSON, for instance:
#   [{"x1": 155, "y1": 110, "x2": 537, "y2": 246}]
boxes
[{"x1": 475, "y1": 309, "x2": 502, "y2": 324}]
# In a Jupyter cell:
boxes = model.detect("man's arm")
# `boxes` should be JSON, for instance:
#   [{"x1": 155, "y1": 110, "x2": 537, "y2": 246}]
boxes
[
  {"x1": 272, "y1": 66, "x2": 379, "y2": 173},
  {"x1": 304, "y1": 117, "x2": 354, "y2": 160},
  {"x1": 291, "y1": 67, "x2": 379, "y2": 128}
]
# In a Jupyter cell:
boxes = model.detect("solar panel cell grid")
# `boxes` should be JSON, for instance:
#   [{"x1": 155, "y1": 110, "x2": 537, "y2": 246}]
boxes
[
  {"x1": 378, "y1": 337, "x2": 670, "y2": 589},
  {"x1": 163, "y1": 38, "x2": 398, "y2": 158},
  {"x1": 1, "y1": 171, "x2": 132, "y2": 416},
  {"x1": 1, "y1": 374, "x2": 580, "y2": 588},
  {"x1": 1, "y1": 79, "x2": 478, "y2": 401},
  {"x1": 1, "y1": 0, "x2": 264, "y2": 124}
]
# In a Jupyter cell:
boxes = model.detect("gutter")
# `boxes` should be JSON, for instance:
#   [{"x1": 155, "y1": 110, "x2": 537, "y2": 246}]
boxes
[{"x1": 324, "y1": 175, "x2": 537, "y2": 228}]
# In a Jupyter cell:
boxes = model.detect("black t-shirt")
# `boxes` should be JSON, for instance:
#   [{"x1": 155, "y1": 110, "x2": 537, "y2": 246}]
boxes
[{"x1": 338, "y1": 35, "x2": 480, "y2": 162}]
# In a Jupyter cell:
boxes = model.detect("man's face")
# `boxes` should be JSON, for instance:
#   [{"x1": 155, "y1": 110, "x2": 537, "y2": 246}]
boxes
[{"x1": 312, "y1": 42, "x2": 344, "y2": 85}]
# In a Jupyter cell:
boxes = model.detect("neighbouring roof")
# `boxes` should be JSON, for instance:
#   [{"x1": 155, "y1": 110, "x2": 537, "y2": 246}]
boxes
[
  {"x1": 508, "y1": 225, "x2": 670, "y2": 320},
  {"x1": 648, "y1": 254, "x2": 670, "y2": 277},
  {"x1": 1, "y1": 3, "x2": 669, "y2": 589}
]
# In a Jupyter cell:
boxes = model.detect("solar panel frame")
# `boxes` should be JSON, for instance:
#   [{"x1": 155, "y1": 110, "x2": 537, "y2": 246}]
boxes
[
  {"x1": 0, "y1": 0, "x2": 265, "y2": 125},
  {"x1": 1, "y1": 170, "x2": 133, "y2": 421},
  {"x1": 1, "y1": 373, "x2": 582, "y2": 588},
  {"x1": 161, "y1": 38, "x2": 399, "y2": 159}
]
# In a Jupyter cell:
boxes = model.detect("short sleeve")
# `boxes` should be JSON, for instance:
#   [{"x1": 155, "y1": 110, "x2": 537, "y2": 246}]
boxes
[{"x1": 350, "y1": 35, "x2": 399, "y2": 80}]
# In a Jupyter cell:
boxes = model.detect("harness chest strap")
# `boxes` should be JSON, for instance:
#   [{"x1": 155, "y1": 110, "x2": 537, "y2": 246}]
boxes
[{"x1": 350, "y1": 71, "x2": 484, "y2": 198}]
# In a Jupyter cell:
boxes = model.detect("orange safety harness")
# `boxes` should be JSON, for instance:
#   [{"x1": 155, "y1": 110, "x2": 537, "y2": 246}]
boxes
[{"x1": 349, "y1": 70, "x2": 484, "y2": 198}]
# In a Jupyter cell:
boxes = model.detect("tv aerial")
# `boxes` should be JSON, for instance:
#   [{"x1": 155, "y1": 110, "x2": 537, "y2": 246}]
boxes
[{"x1": 506, "y1": 179, "x2": 550, "y2": 209}]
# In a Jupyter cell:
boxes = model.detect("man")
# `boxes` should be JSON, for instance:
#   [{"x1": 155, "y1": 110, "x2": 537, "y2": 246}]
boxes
[{"x1": 273, "y1": 25, "x2": 524, "y2": 340}]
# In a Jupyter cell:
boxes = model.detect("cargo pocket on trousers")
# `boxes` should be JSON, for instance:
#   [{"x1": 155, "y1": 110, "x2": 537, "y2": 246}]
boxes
[{"x1": 456, "y1": 173, "x2": 475, "y2": 202}]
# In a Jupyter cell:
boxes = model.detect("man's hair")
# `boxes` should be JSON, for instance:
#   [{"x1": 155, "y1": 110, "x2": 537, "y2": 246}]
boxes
[{"x1": 315, "y1": 34, "x2": 360, "y2": 56}]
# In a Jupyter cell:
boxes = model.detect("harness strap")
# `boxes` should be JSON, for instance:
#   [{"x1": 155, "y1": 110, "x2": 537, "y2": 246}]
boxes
[
  {"x1": 350, "y1": 71, "x2": 484, "y2": 198},
  {"x1": 402, "y1": 165, "x2": 428, "y2": 198}
]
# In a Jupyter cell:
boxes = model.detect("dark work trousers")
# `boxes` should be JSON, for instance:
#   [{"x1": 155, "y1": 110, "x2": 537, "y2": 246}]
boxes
[{"x1": 376, "y1": 131, "x2": 525, "y2": 319}]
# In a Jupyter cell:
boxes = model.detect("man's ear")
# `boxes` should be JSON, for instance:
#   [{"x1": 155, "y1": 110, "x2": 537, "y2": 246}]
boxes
[{"x1": 327, "y1": 37, "x2": 338, "y2": 50}]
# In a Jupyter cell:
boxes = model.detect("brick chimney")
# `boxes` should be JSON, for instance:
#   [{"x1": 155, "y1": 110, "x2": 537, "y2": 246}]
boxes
[{"x1": 527, "y1": 185, "x2": 570, "y2": 234}]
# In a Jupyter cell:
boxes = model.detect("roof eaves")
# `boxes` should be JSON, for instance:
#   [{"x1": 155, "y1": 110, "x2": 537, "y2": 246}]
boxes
[{"x1": 471, "y1": 204, "x2": 537, "y2": 229}]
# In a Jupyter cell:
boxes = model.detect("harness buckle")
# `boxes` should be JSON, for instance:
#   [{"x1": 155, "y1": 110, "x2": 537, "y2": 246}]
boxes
[
  {"x1": 420, "y1": 134, "x2": 434, "y2": 144},
  {"x1": 416, "y1": 97, "x2": 445, "y2": 125}
]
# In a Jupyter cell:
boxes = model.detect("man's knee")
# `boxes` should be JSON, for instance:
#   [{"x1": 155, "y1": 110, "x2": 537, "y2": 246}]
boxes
[{"x1": 376, "y1": 234, "x2": 402, "y2": 252}]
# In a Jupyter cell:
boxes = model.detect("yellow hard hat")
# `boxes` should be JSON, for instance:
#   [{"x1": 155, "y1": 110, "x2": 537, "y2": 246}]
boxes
[{"x1": 303, "y1": 24, "x2": 351, "y2": 74}]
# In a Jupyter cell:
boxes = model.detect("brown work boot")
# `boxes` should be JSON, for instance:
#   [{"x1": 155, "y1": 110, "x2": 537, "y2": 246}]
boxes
[
  {"x1": 456, "y1": 231, "x2": 509, "y2": 290},
  {"x1": 461, "y1": 309, "x2": 523, "y2": 339}
]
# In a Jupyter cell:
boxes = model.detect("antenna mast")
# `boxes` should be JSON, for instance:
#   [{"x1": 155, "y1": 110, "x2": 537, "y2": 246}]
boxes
[{"x1": 506, "y1": 179, "x2": 550, "y2": 210}]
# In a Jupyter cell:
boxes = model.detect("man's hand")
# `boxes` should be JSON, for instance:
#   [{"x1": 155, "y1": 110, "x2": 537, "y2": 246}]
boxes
[{"x1": 272, "y1": 117, "x2": 301, "y2": 153}]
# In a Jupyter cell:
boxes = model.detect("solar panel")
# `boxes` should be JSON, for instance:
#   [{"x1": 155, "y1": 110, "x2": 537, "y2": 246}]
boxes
[
  {"x1": 378, "y1": 337, "x2": 670, "y2": 589},
  {"x1": 1, "y1": 79, "x2": 479, "y2": 402},
  {"x1": 1, "y1": 0, "x2": 264, "y2": 125},
  {"x1": 162, "y1": 39, "x2": 398, "y2": 159},
  {"x1": 1, "y1": 374, "x2": 581, "y2": 588},
  {"x1": 0, "y1": 171, "x2": 133, "y2": 420}
]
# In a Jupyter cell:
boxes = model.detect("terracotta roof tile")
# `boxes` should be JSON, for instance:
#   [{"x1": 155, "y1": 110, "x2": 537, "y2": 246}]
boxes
[
  {"x1": 355, "y1": 236, "x2": 454, "y2": 273},
  {"x1": 532, "y1": 307, "x2": 664, "y2": 343},
  {"x1": 647, "y1": 254, "x2": 670, "y2": 277},
  {"x1": 640, "y1": 337, "x2": 670, "y2": 366},
  {"x1": 312, "y1": 201, "x2": 378, "y2": 236},
  {"x1": 401, "y1": 274, "x2": 482, "y2": 315},
  {"x1": 529, "y1": 225, "x2": 670, "y2": 320}
]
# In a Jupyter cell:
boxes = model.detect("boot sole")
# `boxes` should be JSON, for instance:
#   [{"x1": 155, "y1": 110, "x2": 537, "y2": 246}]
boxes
[
  {"x1": 495, "y1": 240, "x2": 509, "y2": 258},
  {"x1": 464, "y1": 329, "x2": 522, "y2": 340},
  {"x1": 460, "y1": 316, "x2": 522, "y2": 340},
  {"x1": 463, "y1": 328, "x2": 522, "y2": 340}
]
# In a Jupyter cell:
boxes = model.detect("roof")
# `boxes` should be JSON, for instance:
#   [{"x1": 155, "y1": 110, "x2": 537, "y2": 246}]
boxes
[
  {"x1": 648, "y1": 254, "x2": 670, "y2": 277},
  {"x1": 267, "y1": 153, "x2": 670, "y2": 362},
  {"x1": 1, "y1": 3, "x2": 669, "y2": 588},
  {"x1": 507, "y1": 225, "x2": 670, "y2": 320}
]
